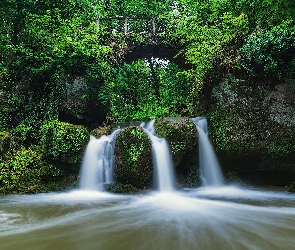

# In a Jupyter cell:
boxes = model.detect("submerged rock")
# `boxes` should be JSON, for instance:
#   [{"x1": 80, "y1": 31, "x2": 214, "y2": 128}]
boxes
[
  {"x1": 105, "y1": 183, "x2": 138, "y2": 193},
  {"x1": 225, "y1": 171, "x2": 245, "y2": 186},
  {"x1": 289, "y1": 182, "x2": 295, "y2": 193}
]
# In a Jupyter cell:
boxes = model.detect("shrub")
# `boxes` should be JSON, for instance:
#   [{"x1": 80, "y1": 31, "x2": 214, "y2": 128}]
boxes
[
  {"x1": 39, "y1": 120, "x2": 89, "y2": 168},
  {"x1": 0, "y1": 146, "x2": 62, "y2": 194}
]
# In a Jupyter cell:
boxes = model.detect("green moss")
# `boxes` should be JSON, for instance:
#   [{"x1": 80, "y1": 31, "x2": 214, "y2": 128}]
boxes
[
  {"x1": 0, "y1": 131, "x2": 10, "y2": 156},
  {"x1": 155, "y1": 117, "x2": 196, "y2": 167},
  {"x1": 90, "y1": 125, "x2": 111, "y2": 138},
  {"x1": 105, "y1": 183, "x2": 138, "y2": 193},
  {"x1": 39, "y1": 120, "x2": 89, "y2": 171},
  {"x1": 0, "y1": 146, "x2": 63, "y2": 194},
  {"x1": 209, "y1": 75, "x2": 295, "y2": 173},
  {"x1": 115, "y1": 126, "x2": 153, "y2": 189},
  {"x1": 265, "y1": 122, "x2": 295, "y2": 156}
]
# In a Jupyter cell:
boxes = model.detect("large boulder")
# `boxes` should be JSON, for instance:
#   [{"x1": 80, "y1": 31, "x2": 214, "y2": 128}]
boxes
[
  {"x1": 115, "y1": 126, "x2": 153, "y2": 189},
  {"x1": 155, "y1": 117, "x2": 200, "y2": 187},
  {"x1": 209, "y1": 75, "x2": 295, "y2": 185},
  {"x1": 0, "y1": 146, "x2": 63, "y2": 194},
  {"x1": 39, "y1": 120, "x2": 89, "y2": 172}
]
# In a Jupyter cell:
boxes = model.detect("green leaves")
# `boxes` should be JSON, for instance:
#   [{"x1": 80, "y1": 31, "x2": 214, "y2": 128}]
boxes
[
  {"x1": 239, "y1": 21, "x2": 295, "y2": 79},
  {"x1": 100, "y1": 59, "x2": 194, "y2": 123}
]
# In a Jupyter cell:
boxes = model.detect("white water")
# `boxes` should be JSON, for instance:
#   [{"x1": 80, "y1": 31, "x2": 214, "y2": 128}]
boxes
[
  {"x1": 1, "y1": 186, "x2": 295, "y2": 249},
  {"x1": 141, "y1": 120, "x2": 175, "y2": 192},
  {"x1": 79, "y1": 128, "x2": 121, "y2": 191},
  {"x1": 192, "y1": 116, "x2": 224, "y2": 186}
]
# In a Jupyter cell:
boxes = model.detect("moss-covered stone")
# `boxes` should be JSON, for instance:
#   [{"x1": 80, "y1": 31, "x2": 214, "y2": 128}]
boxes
[
  {"x1": 105, "y1": 183, "x2": 138, "y2": 193},
  {"x1": 0, "y1": 146, "x2": 63, "y2": 194},
  {"x1": 90, "y1": 125, "x2": 112, "y2": 138},
  {"x1": 0, "y1": 131, "x2": 10, "y2": 156},
  {"x1": 115, "y1": 126, "x2": 153, "y2": 189},
  {"x1": 155, "y1": 117, "x2": 196, "y2": 165},
  {"x1": 155, "y1": 117, "x2": 199, "y2": 187},
  {"x1": 209, "y1": 75, "x2": 295, "y2": 177},
  {"x1": 39, "y1": 120, "x2": 89, "y2": 172}
]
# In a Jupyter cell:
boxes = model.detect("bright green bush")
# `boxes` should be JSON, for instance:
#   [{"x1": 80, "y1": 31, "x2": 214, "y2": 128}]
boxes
[
  {"x1": 0, "y1": 146, "x2": 62, "y2": 194},
  {"x1": 239, "y1": 22, "x2": 295, "y2": 79},
  {"x1": 39, "y1": 120, "x2": 89, "y2": 166}
]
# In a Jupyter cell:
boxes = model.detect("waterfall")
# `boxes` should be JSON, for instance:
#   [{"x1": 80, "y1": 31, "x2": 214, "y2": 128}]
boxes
[
  {"x1": 79, "y1": 128, "x2": 121, "y2": 191},
  {"x1": 141, "y1": 120, "x2": 175, "y2": 192},
  {"x1": 192, "y1": 117, "x2": 224, "y2": 187}
]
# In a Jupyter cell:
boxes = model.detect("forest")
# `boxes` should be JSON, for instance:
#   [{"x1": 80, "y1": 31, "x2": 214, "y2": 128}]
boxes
[{"x1": 0, "y1": 0, "x2": 295, "y2": 193}]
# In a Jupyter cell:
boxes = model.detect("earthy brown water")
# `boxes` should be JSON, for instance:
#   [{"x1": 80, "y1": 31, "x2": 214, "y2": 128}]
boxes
[{"x1": 1, "y1": 186, "x2": 295, "y2": 250}]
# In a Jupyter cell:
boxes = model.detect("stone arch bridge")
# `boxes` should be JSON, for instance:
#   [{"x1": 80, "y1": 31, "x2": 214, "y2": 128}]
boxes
[{"x1": 96, "y1": 16, "x2": 190, "y2": 69}]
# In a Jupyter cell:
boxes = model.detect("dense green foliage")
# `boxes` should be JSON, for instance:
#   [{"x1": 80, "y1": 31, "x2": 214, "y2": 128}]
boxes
[
  {"x1": 101, "y1": 59, "x2": 193, "y2": 122},
  {"x1": 115, "y1": 126, "x2": 153, "y2": 189},
  {"x1": 39, "y1": 120, "x2": 89, "y2": 168},
  {"x1": 0, "y1": 146, "x2": 62, "y2": 194},
  {"x1": 0, "y1": 0, "x2": 295, "y2": 192},
  {"x1": 239, "y1": 22, "x2": 295, "y2": 79}
]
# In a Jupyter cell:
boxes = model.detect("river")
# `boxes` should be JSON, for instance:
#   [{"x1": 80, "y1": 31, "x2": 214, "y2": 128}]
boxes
[{"x1": 1, "y1": 186, "x2": 295, "y2": 250}]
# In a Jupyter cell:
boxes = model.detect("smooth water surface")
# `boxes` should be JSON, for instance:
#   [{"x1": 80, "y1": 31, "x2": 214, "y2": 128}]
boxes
[{"x1": 1, "y1": 186, "x2": 295, "y2": 250}]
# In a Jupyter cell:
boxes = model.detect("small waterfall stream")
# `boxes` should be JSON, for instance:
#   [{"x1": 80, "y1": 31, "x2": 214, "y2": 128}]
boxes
[
  {"x1": 79, "y1": 128, "x2": 121, "y2": 191},
  {"x1": 141, "y1": 120, "x2": 175, "y2": 192},
  {"x1": 192, "y1": 117, "x2": 224, "y2": 186}
]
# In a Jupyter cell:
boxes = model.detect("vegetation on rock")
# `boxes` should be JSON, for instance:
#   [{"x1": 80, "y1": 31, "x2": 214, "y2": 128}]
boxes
[
  {"x1": 115, "y1": 126, "x2": 153, "y2": 189},
  {"x1": 155, "y1": 117, "x2": 200, "y2": 187},
  {"x1": 0, "y1": 0, "x2": 295, "y2": 192}
]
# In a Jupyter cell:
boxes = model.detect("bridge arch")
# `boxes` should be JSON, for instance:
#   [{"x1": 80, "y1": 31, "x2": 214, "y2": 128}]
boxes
[
  {"x1": 97, "y1": 16, "x2": 191, "y2": 69},
  {"x1": 123, "y1": 43, "x2": 191, "y2": 70}
]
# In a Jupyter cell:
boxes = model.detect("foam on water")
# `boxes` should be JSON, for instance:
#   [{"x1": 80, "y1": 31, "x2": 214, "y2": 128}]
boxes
[{"x1": 1, "y1": 188, "x2": 295, "y2": 249}]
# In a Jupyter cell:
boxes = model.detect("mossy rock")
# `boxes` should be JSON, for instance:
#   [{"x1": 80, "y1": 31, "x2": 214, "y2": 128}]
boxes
[
  {"x1": 0, "y1": 146, "x2": 63, "y2": 194},
  {"x1": 0, "y1": 131, "x2": 10, "y2": 156},
  {"x1": 90, "y1": 125, "x2": 112, "y2": 138},
  {"x1": 39, "y1": 120, "x2": 89, "y2": 172},
  {"x1": 209, "y1": 77, "x2": 295, "y2": 175},
  {"x1": 105, "y1": 183, "x2": 138, "y2": 193},
  {"x1": 155, "y1": 117, "x2": 197, "y2": 167},
  {"x1": 115, "y1": 126, "x2": 153, "y2": 189},
  {"x1": 289, "y1": 181, "x2": 295, "y2": 192}
]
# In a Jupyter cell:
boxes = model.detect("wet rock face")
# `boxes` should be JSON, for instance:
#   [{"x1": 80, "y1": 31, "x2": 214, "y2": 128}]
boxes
[
  {"x1": 155, "y1": 117, "x2": 200, "y2": 187},
  {"x1": 209, "y1": 74, "x2": 295, "y2": 182},
  {"x1": 289, "y1": 181, "x2": 295, "y2": 192},
  {"x1": 115, "y1": 126, "x2": 153, "y2": 189}
]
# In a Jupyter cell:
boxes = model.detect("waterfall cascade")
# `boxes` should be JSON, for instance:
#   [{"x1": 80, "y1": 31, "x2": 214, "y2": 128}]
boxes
[
  {"x1": 141, "y1": 120, "x2": 175, "y2": 192},
  {"x1": 79, "y1": 128, "x2": 121, "y2": 191},
  {"x1": 192, "y1": 117, "x2": 224, "y2": 187}
]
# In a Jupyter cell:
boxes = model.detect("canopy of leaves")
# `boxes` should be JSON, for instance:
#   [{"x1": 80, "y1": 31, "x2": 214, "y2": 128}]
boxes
[{"x1": 0, "y1": 0, "x2": 294, "y2": 128}]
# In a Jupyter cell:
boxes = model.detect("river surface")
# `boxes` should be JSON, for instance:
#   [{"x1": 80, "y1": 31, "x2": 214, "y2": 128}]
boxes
[{"x1": 1, "y1": 186, "x2": 295, "y2": 250}]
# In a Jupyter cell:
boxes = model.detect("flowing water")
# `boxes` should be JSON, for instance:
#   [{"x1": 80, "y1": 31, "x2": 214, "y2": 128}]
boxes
[
  {"x1": 192, "y1": 116, "x2": 224, "y2": 186},
  {"x1": 2, "y1": 120, "x2": 294, "y2": 249},
  {"x1": 79, "y1": 129, "x2": 121, "y2": 191},
  {"x1": 141, "y1": 120, "x2": 175, "y2": 192},
  {"x1": 1, "y1": 186, "x2": 295, "y2": 250}
]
